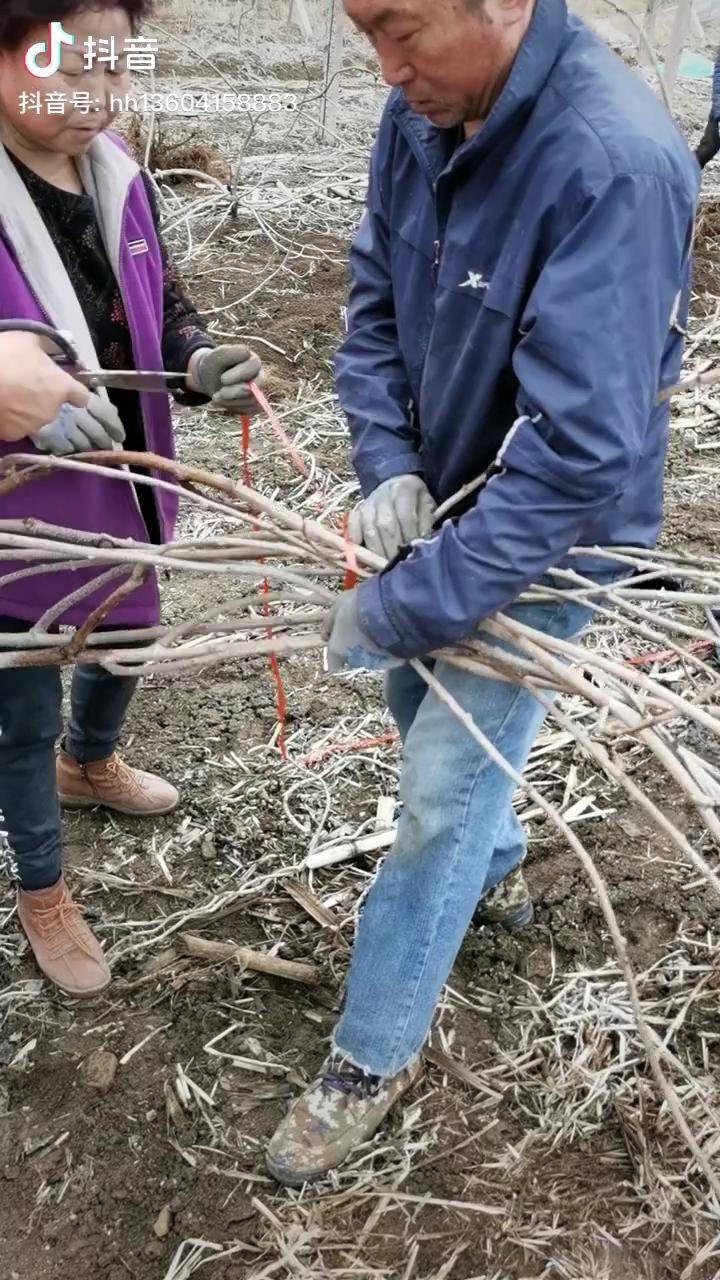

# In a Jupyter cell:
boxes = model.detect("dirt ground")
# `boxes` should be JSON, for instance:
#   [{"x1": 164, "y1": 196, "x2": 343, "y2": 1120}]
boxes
[{"x1": 2, "y1": 5, "x2": 720, "y2": 1280}]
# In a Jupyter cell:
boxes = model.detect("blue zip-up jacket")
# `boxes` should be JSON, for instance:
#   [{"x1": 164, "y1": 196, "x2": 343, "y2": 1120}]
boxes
[
  {"x1": 712, "y1": 49, "x2": 720, "y2": 119},
  {"x1": 335, "y1": 0, "x2": 699, "y2": 659}
]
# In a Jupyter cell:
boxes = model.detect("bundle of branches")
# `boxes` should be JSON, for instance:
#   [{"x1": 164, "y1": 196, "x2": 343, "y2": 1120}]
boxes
[{"x1": 2, "y1": 446, "x2": 720, "y2": 1196}]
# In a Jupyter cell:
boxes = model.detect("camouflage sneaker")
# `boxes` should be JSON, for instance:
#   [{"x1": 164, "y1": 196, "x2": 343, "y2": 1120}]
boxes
[
  {"x1": 266, "y1": 1055, "x2": 421, "y2": 1187},
  {"x1": 474, "y1": 866, "x2": 534, "y2": 930}
]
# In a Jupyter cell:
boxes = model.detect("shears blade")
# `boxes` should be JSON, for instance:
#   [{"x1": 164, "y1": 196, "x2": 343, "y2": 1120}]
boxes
[{"x1": 73, "y1": 369, "x2": 190, "y2": 393}]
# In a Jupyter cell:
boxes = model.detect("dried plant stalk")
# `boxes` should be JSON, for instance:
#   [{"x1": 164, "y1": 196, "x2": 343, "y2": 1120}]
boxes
[{"x1": 1, "y1": 447, "x2": 719, "y2": 1195}]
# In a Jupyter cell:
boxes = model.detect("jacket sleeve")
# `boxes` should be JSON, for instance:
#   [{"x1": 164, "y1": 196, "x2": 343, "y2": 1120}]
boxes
[
  {"x1": 357, "y1": 172, "x2": 697, "y2": 657},
  {"x1": 713, "y1": 48, "x2": 720, "y2": 120},
  {"x1": 334, "y1": 120, "x2": 422, "y2": 497}
]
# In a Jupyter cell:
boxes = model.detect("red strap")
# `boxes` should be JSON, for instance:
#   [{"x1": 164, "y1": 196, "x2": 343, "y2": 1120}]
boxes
[
  {"x1": 261, "y1": 577, "x2": 289, "y2": 762},
  {"x1": 342, "y1": 513, "x2": 359, "y2": 590},
  {"x1": 299, "y1": 732, "x2": 399, "y2": 768},
  {"x1": 241, "y1": 414, "x2": 253, "y2": 488},
  {"x1": 269, "y1": 653, "x2": 289, "y2": 762},
  {"x1": 250, "y1": 381, "x2": 310, "y2": 479},
  {"x1": 624, "y1": 639, "x2": 713, "y2": 669},
  {"x1": 240, "y1": 416, "x2": 289, "y2": 760}
]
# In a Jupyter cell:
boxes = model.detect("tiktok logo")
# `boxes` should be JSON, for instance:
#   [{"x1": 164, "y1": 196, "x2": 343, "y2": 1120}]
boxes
[{"x1": 25, "y1": 22, "x2": 75, "y2": 78}]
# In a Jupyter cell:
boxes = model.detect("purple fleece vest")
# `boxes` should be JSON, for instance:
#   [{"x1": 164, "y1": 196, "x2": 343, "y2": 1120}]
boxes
[{"x1": 0, "y1": 139, "x2": 178, "y2": 628}]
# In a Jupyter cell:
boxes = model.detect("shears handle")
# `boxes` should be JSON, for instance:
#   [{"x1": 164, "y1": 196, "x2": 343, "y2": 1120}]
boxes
[{"x1": 0, "y1": 318, "x2": 83, "y2": 370}]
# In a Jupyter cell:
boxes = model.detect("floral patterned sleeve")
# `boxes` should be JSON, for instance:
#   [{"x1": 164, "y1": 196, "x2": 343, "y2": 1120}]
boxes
[{"x1": 141, "y1": 173, "x2": 214, "y2": 403}]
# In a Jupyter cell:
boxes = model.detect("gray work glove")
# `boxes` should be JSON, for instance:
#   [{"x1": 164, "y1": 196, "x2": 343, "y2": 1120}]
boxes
[
  {"x1": 697, "y1": 112, "x2": 720, "y2": 168},
  {"x1": 322, "y1": 590, "x2": 402, "y2": 673},
  {"x1": 349, "y1": 474, "x2": 436, "y2": 561},
  {"x1": 34, "y1": 394, "x2": 125, "y2": 456},
  {"x1": 192, "y1": 344, "x2": 264, "y2": 412}
]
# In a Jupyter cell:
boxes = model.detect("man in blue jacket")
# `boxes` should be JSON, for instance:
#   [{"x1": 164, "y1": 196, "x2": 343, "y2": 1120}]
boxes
[{"x1": 266, "y1": 0, "x2": 699, "y2": 1186}]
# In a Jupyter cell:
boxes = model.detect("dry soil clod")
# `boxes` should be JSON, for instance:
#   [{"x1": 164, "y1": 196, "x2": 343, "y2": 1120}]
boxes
[{"x1": 81, "y1": 1049, "x2": 118, "y2": 1094}]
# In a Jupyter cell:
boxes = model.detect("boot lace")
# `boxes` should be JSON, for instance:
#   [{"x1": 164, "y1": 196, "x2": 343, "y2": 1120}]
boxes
[
  {"x1": 33, "y1": 892, "x2": 98, "y2": 961},
  {"x1": 320, "y1": 1062, "x2": 382, "y2": 1099},
  {"x1": 94, "y1": 755, "x2": 144, "y2": 798}
]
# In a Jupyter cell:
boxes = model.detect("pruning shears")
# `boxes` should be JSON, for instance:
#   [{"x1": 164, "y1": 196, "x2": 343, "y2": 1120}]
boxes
[{"x1": 0, "y1": 319, "x2": 189, "y2": 394}]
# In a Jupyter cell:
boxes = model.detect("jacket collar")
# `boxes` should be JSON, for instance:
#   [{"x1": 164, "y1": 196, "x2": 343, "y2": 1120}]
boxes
[
  {"x1": 0, "y1": 131, "x2": 139, "y2": 390},
  {"x1": 0, "y1": 142, "x2": 100, "y2": 372},
  {"x1": 77, "y1": 131, "x2": 140, "y2": 276},
  {"x1": 389, "y1": 0, "x2": 569, "y2": 177}
]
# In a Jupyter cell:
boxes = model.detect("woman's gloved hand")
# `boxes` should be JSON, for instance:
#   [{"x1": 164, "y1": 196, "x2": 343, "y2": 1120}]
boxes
[
  {"x1": 189, "y1": 345, "x2": 265, "y2": 413},
  {"x1": 696, "y1": 112, "x2": 720, "y2": 169},
  {"x1": 34, "y1": 394, "x2": 125, "y2": 456}
]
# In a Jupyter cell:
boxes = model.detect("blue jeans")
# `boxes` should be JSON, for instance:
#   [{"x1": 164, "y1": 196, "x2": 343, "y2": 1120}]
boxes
[
  {"x1": 333, "y1": 592, "x2": 593, "y2": 1077},
  {"x1": 0, "y1": 617, "x2": 138, "y2": 891}
]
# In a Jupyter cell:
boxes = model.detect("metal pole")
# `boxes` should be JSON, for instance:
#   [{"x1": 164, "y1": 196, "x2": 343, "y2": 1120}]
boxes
[
  {"x1": 319, "y1": 0, "x2": 345, "y2": 141},
  {"x1": 639, "y1": 0, "x2": 662, "y2": 68},
  {"x1": 290, "y1": 0, "x2": 314, "y2": 39},
  {"x1": 664, "y1": 0, "x2": 693, "y2": 104}
]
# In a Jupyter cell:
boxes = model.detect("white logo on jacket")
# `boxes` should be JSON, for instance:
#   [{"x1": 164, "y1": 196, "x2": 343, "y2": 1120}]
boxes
[{"x1": 459, "y1": 270, "x2": 489, "y2": 291}]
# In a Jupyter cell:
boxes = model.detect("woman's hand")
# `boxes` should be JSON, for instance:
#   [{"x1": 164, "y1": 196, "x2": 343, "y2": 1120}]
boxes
[
  {"x1": 187, "y1": 345, "x2": 264, "y2": 413},
  {"x1": 0, "y1": 332, "x2": 90, "y2": 442}
]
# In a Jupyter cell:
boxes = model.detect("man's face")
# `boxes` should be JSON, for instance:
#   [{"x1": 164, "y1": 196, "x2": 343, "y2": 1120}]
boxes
[
  {"x1": 345, "y1": 0, "x2": 531, "y2": 128},
  {"x1": 0, "y1": 7, "x2": 133, "y2": 157}
]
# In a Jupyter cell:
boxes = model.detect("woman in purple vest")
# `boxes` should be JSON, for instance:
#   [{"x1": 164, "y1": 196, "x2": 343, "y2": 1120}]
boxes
[{"x1": 0, "y1": 0, "x2": 264, "y2": 997}]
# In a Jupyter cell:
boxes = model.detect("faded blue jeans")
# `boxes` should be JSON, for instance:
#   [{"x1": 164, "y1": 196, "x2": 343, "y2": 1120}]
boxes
[
  {"x1": 333, "y1": 590, "x2": 594, "y2": 1078},
  {"x1": 0, "y1": 616, "x2": 138, "y2": 891}
]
